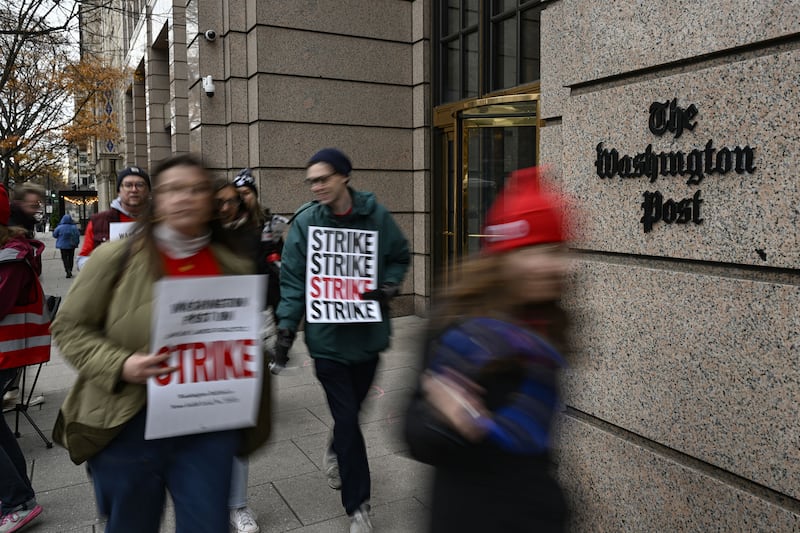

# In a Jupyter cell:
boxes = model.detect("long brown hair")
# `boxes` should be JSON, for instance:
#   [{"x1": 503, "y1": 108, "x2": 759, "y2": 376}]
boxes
[
  {"x1": 127, "y1": 154, "x2": 232, "y2": 276},
  {"x1": 429, "y1": 251, "x2": 570, "y2": 352},
  {"x1": 0, "y1": 225, "x2": 27, "y2": 247}
]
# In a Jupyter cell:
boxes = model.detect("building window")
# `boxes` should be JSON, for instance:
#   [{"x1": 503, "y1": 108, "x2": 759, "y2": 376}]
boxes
[
  {"x1": 439, "y1": 0, "x2": 479, "y2": 103},
  {"x1": 436, "y1": 0, "x2": 542, "y2": 104}
]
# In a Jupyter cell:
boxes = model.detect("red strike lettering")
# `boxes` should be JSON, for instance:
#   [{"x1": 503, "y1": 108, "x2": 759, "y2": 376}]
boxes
[
  {"x1": 309, "y1": 276, "x2": 373, "y2": 299},
  {"x1": 154, "y1": 339, "x2": 257, "y2": 386}
]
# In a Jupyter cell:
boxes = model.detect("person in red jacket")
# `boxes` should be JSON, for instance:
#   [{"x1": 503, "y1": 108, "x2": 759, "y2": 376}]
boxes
[
  {"x1": 76, "y1": 166, "x2": 150, "y2": 270},
  {"x1": 0, "y1": 184, "x2": 46, "y2": 532}
]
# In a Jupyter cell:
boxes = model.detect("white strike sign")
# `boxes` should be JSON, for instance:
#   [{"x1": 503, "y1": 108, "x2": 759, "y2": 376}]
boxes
[
  {"x1": 109, "y1": 221, "x2": 135, "y2": 241},
  {"x1": 145, "y1": 275, "x2": 265, "y2": 440},
  {"x1": 306, "y1": 226, "x2": 381, "y2": 323}
]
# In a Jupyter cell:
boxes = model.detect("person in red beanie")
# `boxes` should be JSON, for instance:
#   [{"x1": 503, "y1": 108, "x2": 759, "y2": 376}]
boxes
[
  {"x1": 0, "y1": 184, "x2": 46, "y2": 532},
  {"x1": 404, "y1": 166, "x2": 570, "y2": 533}
]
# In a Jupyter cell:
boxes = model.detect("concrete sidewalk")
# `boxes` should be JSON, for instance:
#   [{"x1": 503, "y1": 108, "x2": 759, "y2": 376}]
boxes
[{"x1": 5, "y1": 232, "x2": 432, "y2": 532}]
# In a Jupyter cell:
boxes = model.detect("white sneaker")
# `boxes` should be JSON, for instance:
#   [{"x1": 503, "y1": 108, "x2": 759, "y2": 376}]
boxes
[
  {"x1": 322, "y1": 445, "x2": 342, "y2": 490},
  {"x1": 3, "y1": 388, "x2": 19, "y2": 408},
  {"x1": 349, "y1": 504, "x2": 373, "y2": 533},
  {"x1": 230, "y1": 506, "x2": 260, "y2": 533},
  {"x1": 27, "y1": 395, "x2": 45, "y2": 407}
]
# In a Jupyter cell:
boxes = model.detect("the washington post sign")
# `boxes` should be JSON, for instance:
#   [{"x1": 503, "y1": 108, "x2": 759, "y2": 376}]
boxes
[{"x1": 306, "y1": 226, "x2": 382, "y2": 323}]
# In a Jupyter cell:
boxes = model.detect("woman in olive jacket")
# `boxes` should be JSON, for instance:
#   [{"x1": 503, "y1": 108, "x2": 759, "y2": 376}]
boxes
[{"x1": 51, "y1": 154, "x2": 271, "y2": 533}]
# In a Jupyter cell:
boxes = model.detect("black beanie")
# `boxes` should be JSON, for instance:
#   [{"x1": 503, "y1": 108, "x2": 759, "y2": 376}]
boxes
[
  {"x1": 307, "y1": 148, "x2": 352, "y2": 177},
  {"x1": 116, "y1": 166, "x2": 151, "y2": 191}
]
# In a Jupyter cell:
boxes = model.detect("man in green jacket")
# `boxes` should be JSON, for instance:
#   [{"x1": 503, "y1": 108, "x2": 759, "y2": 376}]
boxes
[{"x1": 275, "y1": 148, "x2": 409, "y2": 533}]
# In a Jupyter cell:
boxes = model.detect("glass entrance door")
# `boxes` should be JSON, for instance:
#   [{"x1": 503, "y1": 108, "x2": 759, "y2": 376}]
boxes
[{"x1": 434, "y1": 95, "x2": 539, "y2": 280}]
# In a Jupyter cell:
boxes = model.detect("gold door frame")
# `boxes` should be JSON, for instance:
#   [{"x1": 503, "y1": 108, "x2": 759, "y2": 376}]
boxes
[{"x1": 433, "y1": 93, "x2": 541, "y2": 283}]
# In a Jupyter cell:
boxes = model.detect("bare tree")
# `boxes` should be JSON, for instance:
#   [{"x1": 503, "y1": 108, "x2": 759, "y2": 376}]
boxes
[{"x1": 0, "y1": 0, "x2": 126, "y2": 188}]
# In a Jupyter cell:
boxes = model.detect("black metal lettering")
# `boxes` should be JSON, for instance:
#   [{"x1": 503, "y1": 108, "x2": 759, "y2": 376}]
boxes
[
  {"x1": 703, "y1": 139, "x2": 716, "y2": 175},
  {"x1": 662, "y1": 199, "x2": 678, "y2": 223},
  {"x1": 676, "y1": 198, "x2": 692, "y2": 223},
  {"x1": 641, "y1": 191, "x2": 663, "y2": 233},
  {"x1": 685, "y1": 149, "x2": 705, "y2": 185},
  {"x1": 649, "y1": 100, "x2": 670, "y2": 136},
  {"x1": 734, "y1": 146, "x2": 756, "y2": 173},
  {"x1": 715, "y1": 147, "x2": 732, "y2": 174},
  {"x1": 691, "y1": 190, "x2": 704, "y2": 224}
]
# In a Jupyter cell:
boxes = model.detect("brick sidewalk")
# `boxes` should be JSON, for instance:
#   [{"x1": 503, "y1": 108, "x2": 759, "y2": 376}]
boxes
[{"x1": 5, "y1": 232, "x2": 431, "y2": 532}]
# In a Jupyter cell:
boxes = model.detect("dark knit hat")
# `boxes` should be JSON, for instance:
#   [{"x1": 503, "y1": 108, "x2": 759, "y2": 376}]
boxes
[
  {"x1": 482, "y1": 166, "x2": 565, "y2": 254},
  {"x1": 0, "y1": 185, "x2": 9, "y2": 225},
  {"x1": 307, "y1": 148, "x2": 352, "y2": 177},
  {"x1": 116, "y1": 166, "x2": 151, "y2": 191},
  {"x1": 233, "y1": 168, "x2": 257, "y2": 194}
]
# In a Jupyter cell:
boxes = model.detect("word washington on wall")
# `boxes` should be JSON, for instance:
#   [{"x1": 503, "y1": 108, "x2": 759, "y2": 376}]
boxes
[{"x1": 594, "y1": 98, "x2": 756, "y2": 233}]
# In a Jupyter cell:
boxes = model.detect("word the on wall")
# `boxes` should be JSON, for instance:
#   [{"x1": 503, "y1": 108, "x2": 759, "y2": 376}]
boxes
[{"x1": 594, "y1": 98, "x2": 756, "y2": 233}]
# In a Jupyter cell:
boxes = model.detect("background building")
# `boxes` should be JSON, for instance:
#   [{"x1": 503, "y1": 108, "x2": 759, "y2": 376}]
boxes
[{"x1": 81, "y1": 0, "x2": 800, "y2": 529}]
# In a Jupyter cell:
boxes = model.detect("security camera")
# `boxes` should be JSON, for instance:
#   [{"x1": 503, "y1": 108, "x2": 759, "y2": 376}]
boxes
[
  {"x1": 203, "y1": 30, "x2": 217, "y2": 42},
  {"x1": 202, "y1": 75, "x2": 215, "y2": 97}
]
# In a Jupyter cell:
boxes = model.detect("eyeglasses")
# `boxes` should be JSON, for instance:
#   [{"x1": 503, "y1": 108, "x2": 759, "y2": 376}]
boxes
[
  {"x1": 216, "y1": 197, "x2": 241, "y2": 207},
  {"x1": 304, "y1": 172, "x2": 336, "y2": 187},
  {"x1": 155, "y1": 183, "x2": 213, "y2": 196},
  {"x1": 121, "y1": 181, "x2": 148, "y2": 191}
]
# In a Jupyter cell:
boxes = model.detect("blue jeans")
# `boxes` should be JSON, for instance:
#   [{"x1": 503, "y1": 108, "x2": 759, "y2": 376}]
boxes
[
  {"x1": 314, "y1": 357, "x2": 379, "y2": 515},
  {"x1": 87, "y1": 410, "x2": 240, "y2": 533},
  {"x1": 1, "y1": 368, "x2": 36, "y2": 516},
  {"x1": 228, "y1": 455, "x2": 248, "y2": 509}
]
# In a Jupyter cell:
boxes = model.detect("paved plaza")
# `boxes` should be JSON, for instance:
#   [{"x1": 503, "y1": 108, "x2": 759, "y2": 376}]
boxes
[{"x1": 5, "y1": 232, "x2": 432, "y2": 532}]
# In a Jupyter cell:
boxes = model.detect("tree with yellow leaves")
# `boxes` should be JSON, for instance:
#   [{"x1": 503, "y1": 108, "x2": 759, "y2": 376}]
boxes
[{"x1": 0, "y1": 0, "x2": 127, "y2": 189}]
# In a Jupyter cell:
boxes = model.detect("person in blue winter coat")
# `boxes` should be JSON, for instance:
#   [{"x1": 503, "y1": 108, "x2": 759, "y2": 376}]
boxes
[{"x1": 52, "y1": 214, "x2": 81, "y2": 278}]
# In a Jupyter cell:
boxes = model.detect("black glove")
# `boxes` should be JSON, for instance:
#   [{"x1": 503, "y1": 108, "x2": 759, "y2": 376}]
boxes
[
  {"x1": 361, "y1": 283, "x2": 399, "y2": 308},
  {"x1": 274, "y1": 328, "x2": 296, "y2": 364}
]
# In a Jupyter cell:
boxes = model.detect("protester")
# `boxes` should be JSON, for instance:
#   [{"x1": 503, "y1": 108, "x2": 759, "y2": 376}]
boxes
[
  {"x1": 8, "y1": 183, "x2": 45, "y2": 238},
  {"x1": 3, "y1": 182, "x2": 46, "y2": 409},
  {"x1": 213, "y1": 179, "x2": 261, "y2": 533},
  {"x1": 76, "y1": 166, "x2": 150, "y2": 270},
  {"x1": 0, "y1": 184, "x2": 46, "y2": 532},
  {"x1": 404, "y1": 166, "x2": 570, "y2": 533},
  {"x1": 51, "y1": 154, "x2": 272, "y2": 533},
  {"x1": 233, "y1": 169, "x2": 288, "y2": 312},
  {"x1": 52, "y1": 214, "x2": 81, "y2": 278},
  {"x1": 215, "y1": 180, "x2": 245, "y2": 230},
  {"x1": 276, "y1": 148, "x2": 410, "y2": 532},
  {"x1": 230, "y1": 170, "x2": 288, "y2": 347}
]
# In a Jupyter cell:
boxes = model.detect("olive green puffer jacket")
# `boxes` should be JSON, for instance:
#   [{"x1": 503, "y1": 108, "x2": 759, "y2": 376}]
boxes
[{"x1": 51, "y1": 238, "x2": 271, "y2": 464}]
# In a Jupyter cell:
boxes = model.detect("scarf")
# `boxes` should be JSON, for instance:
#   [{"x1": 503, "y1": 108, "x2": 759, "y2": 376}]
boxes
[{"x1": 153, "y1": 223, "x2": 211, "y2": 259}]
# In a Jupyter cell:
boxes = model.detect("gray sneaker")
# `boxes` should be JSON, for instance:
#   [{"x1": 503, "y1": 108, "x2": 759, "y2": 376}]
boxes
[
  {"x1": 268, "y1": 360, "x2": 285, "y2": 375},
  {"x1": 322, "y1": 444, "x2": 342, "y2": 490},
  {"x1": 349, "y1": 504, "x2": 372, "y2": 533}
]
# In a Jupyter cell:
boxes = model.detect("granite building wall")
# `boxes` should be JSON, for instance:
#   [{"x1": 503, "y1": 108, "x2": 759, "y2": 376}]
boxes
[
  {"x1": 539, "y1": 1, "x2": 800, "y2": 530},
  {"x1": 105, "y1": 0, "x2": 431, "y2": 315},
  {"x1": 182, "y1": 0, "x2": 429, "y2": 316}
]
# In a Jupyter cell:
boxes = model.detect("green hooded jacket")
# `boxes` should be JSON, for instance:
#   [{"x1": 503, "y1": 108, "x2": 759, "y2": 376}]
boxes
[{"x1": 277, "y1": 188, "x2": 410, "y2": 364}]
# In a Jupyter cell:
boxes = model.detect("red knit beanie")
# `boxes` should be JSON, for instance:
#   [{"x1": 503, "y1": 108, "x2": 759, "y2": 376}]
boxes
[
  {"x1": 482, "y1": 166, "x2": 565, "y2": 254},
  {"x1": 0, "y1": 185, "x2": 9, "y2": 225}
]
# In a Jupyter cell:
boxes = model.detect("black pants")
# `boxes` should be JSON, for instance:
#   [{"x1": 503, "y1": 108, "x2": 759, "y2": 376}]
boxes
[
  {"x1": 314, "y1": 357, "x2": 379, "y2": 515},
  {"x1": 1, "y1": 368, "x2": 36, "y2": 515},
  {"x1": 60, "y1": 248, "x2": 75, "y2": 273}
]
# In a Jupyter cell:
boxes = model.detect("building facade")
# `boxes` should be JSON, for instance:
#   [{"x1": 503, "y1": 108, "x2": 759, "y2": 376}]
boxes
[{"x1": 83, "y1": 0, "x2": 800, "y2": 529}]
